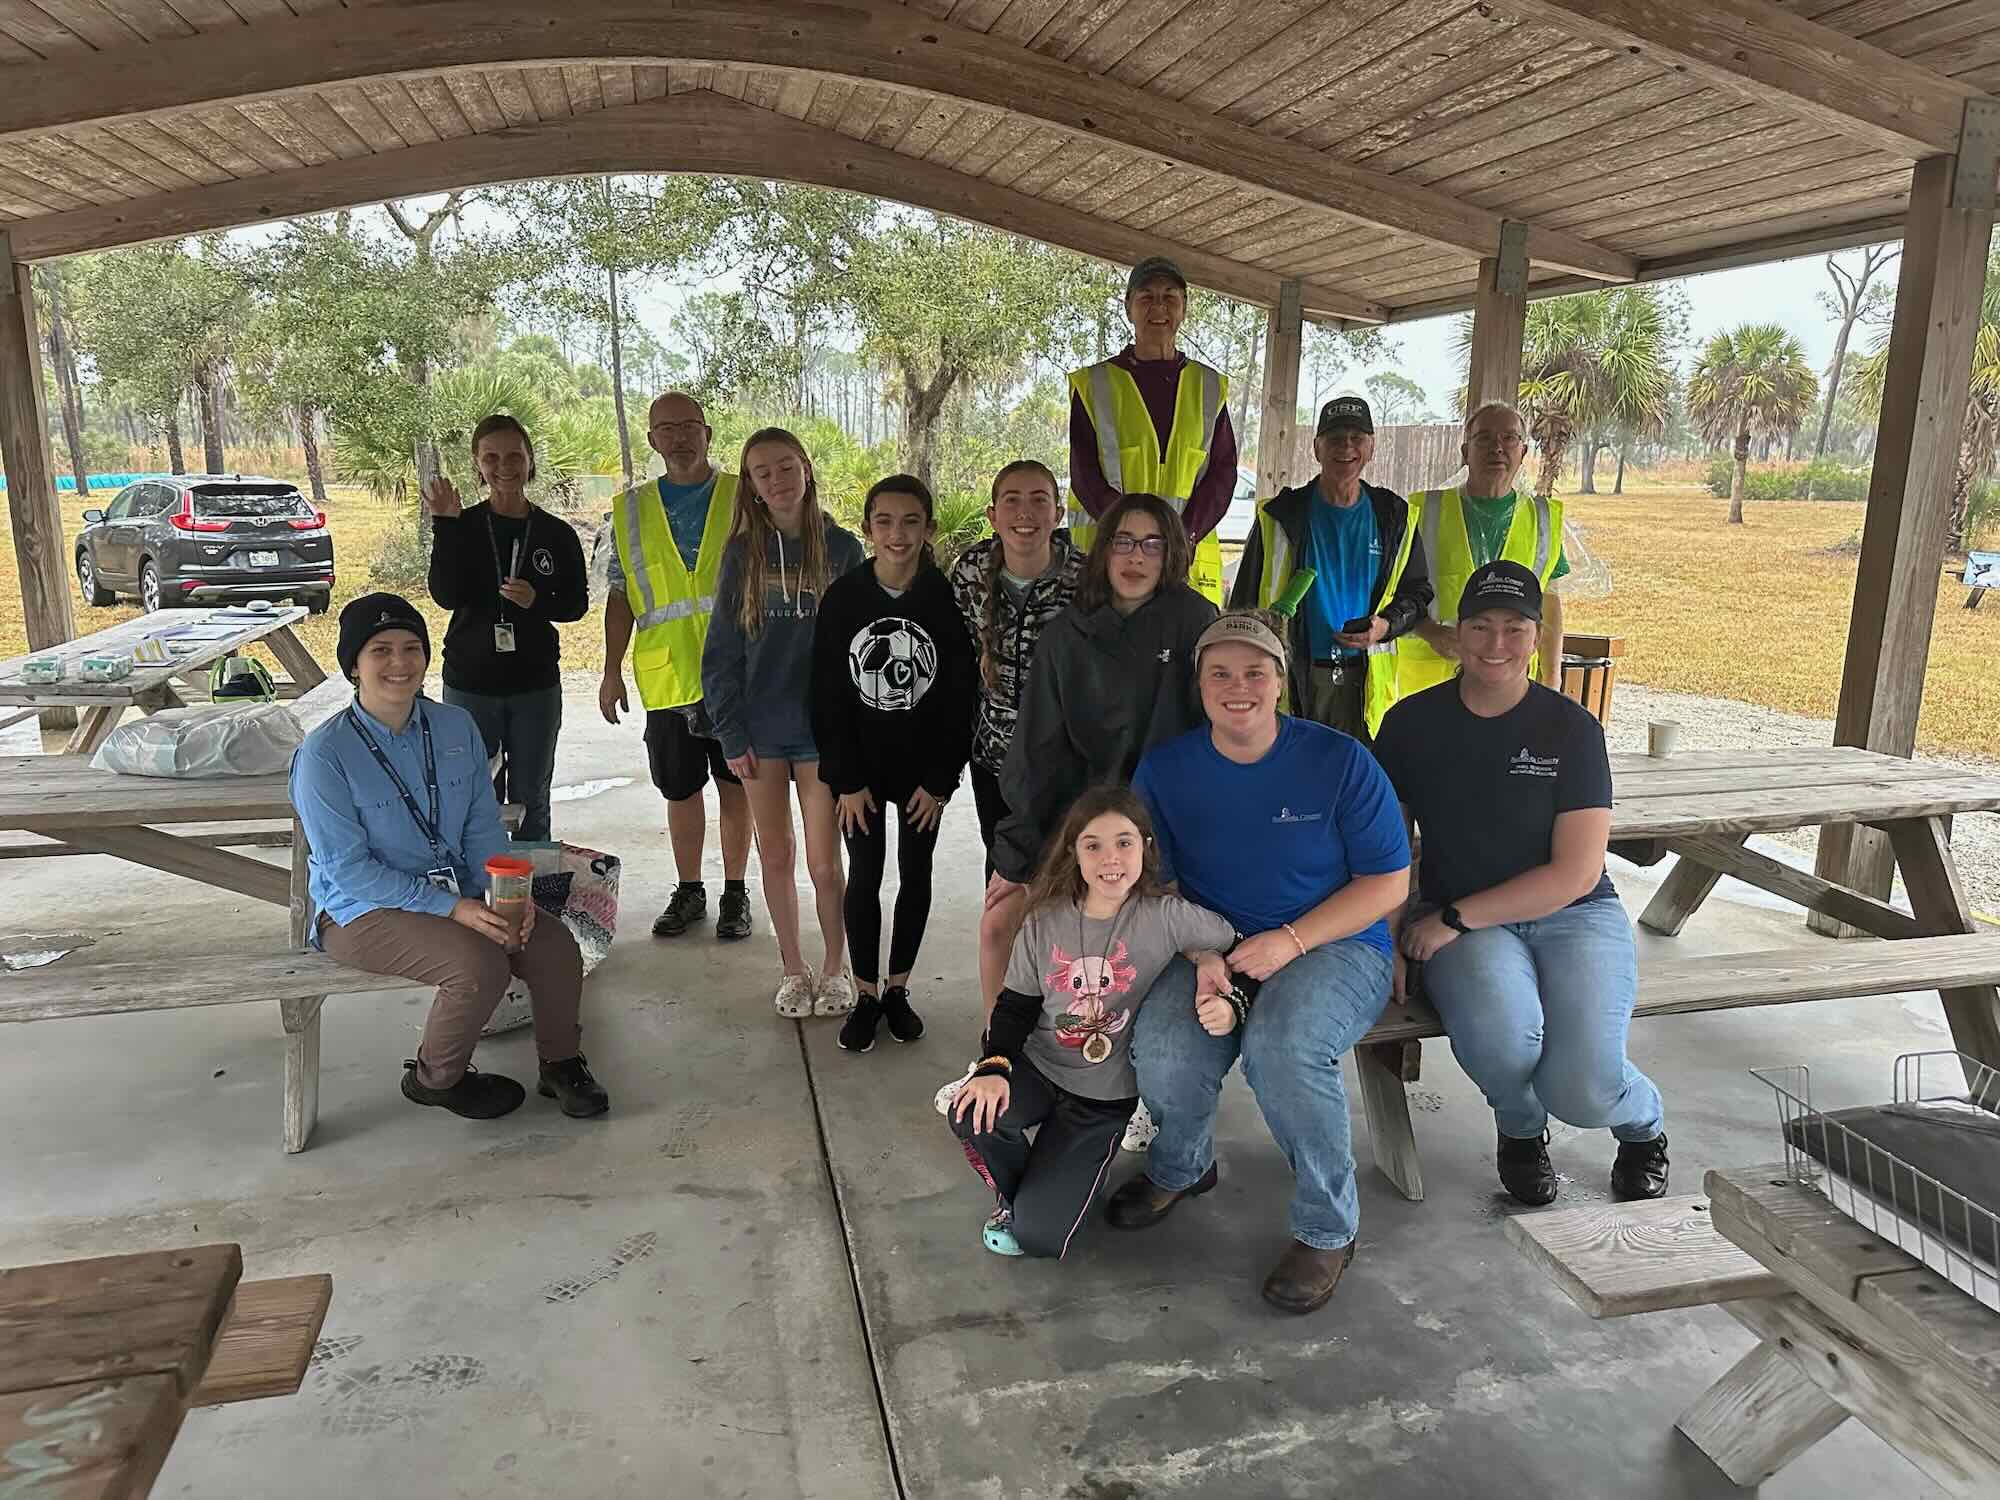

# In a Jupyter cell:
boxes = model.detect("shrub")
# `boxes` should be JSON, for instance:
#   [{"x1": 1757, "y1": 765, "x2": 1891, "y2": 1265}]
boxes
[
  {"x1": 1968, "y1": 479, "x2": 2000, "y2": 550},
  {"x1": 1703, "y1": 455, "x2": 1868, "y2": 502}
]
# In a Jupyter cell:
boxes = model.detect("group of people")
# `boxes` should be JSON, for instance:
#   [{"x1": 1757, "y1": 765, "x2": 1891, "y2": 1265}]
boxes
[{"x1": 289, "y1": 253, "x2": 1669, "y2": 1317}]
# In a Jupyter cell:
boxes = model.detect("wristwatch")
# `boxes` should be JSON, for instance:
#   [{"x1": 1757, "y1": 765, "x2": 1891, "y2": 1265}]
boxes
[{"x1": 1441, "y1": 905, "x2": 1470, "y2": 933}]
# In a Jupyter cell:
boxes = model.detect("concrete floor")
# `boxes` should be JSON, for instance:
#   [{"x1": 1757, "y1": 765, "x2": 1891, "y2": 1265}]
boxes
[{"x1": 0, "y1": 687, "x2": 1969, "y2": 1499}]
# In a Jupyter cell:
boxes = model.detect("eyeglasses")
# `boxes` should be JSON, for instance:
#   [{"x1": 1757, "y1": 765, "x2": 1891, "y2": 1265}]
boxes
[
  {"x1": 1468, "y1": 432, "x2": 1527, "y2": 450},
  {"x1": 1110, "y1": 534, "x2": 1167, "y2": 557},
  {"x1": 651, "y1": 420, "x2": 707, "y2": 438}
]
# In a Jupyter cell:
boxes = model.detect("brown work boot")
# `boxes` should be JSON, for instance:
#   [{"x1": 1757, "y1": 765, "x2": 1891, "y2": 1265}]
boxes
[
  {"x1": 1261, "y1": 1238, "x2": 1357, "y2": 1315},
  {"x1": 1104, "y1": 1162, "x2": 1218, "y2": 1230}
]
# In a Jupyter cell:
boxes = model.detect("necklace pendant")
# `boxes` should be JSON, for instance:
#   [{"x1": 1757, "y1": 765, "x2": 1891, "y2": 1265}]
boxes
[{"x1": 1082, "y1": 1033, "x2": 1113, "y2": 1065}]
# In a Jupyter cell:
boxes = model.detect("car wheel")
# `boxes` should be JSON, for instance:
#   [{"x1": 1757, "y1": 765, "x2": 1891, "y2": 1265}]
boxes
[
  {"x1": 139, "y1": 560, "x2": 169, "y2": 613},
  {"x1": 304, "y1": 591, "x2": 331, "y2": 615},
  {"x1": 77, "y1": 549, "x2": 114, "y2": 607}
]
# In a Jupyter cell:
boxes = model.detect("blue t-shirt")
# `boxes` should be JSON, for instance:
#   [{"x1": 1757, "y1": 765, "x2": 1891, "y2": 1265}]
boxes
[
  {"x1": 1301, "y1": 482, "x2": 1382, "y2": 661},
  {"x1": 661, "y1": 474, "x2": 717, "y2": 568},
  {"x1": 1132, "y1": 717, "x2": 1410, "y2": 956}
]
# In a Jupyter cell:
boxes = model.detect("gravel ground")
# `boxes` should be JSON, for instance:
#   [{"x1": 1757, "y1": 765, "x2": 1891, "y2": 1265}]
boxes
[{"x1": 1605, "y1": 682, "x2": 2000, "y2": 919}]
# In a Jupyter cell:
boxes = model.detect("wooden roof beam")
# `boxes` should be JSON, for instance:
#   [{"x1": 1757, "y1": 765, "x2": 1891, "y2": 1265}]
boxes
[
  {"x1": 0, "y1": 0, "x2": 1636, "y2": 282},
  {"x1": 0, "y1": 92, "x2": 1390, "y2": 324},
  {"x1": 1493, "y1": 0, "x2": 1986, "y2": 160}
]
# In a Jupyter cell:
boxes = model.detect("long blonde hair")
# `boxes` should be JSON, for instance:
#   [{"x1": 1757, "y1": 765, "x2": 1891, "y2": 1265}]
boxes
[{"x1": 727, "y1": 427, "x2": 834, "y2": 637}]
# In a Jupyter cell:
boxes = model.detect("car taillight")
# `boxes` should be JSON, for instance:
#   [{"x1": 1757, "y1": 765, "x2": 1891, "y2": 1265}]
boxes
[
  {"x1": 169, "y1": 499, "x2": 229, "y2": 532},
  {"x1": 288, "y1": 511, "x2": 327, "y2": 530}
]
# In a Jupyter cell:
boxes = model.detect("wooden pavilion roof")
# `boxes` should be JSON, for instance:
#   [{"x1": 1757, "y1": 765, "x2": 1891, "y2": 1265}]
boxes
[{"x1": 0, "y1": 0, "x2": 1993, "y2": 323}]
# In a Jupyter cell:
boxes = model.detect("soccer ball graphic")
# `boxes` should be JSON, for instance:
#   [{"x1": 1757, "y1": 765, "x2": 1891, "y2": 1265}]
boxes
[{"x1": 848, "y1": 618, "x2": 938, "y2": 711}]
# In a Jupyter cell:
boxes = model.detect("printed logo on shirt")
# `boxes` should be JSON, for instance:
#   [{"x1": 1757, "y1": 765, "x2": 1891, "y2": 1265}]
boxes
[
  {"x1": 1273, "y1": 805, "x2": 1324, "y2": 824},
  {"x1": 532, "y1": 547, "x2": 555, "y2": 576},
  {"x1": 1046, "y1": 939, "x2": 1137, "y2": 1065},
  {"x1": 1157, "y1": 649, "x2": 1173, "y2": 663},
  {"x1": 847, "y1": 617, "x2": 939, "y2": 711},
  {"x1": 1511, "y1": 748, "x2": 1560, "y2": 778}
]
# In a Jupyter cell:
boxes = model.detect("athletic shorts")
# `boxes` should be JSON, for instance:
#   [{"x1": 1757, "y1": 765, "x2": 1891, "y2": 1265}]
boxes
[{"x1": 644, "y1": 706, "x2": 739, "y2": 802}]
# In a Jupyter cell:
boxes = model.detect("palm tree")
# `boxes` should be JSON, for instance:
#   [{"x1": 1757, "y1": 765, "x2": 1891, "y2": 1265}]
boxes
[
  {"x1": 1685, "y1": 323, "x2": 1818, "y2": 524},
  {"x1": 1460, "y1": 287, "x2": 1674, "y2": 498}
]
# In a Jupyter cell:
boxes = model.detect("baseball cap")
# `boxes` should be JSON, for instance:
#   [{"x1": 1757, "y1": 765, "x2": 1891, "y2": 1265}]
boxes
[
  {"x1": 1194, "y1": 610, "x2": 1288, "y2": 668},
  {"x1": 336, "y1": 591, "x2": 431, "y2": 680},
  {"x1": 1458, "y1": 560, "x2": 1543, "y2": 622},
  {"x1": 1126, "y1": 256, "x2": 1188, "y2": 301},
  {"x1": 1317, "y1": 396, "x2": 1374, "y2": 436}
]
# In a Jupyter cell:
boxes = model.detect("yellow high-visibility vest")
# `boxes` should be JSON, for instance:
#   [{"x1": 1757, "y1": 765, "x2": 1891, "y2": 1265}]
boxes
[
  {"x1": 1252, "y1": 493, "x2": 1420, "y2": 735},
  {"x1": 610, "y1": 470, "x2": 739, "y2": 711},
  {"x1": 1397, "y1": 486, "x2": 1563, "y2": 699},
  {"x1": 1067, "y1": 358, "x2": 1228, "y2": 603}
]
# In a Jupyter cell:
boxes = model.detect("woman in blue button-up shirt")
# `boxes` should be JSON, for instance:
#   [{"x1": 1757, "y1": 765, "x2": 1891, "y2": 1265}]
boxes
[{"x1": 291, "y1": 591, "x2": 608, "y2": 1122}]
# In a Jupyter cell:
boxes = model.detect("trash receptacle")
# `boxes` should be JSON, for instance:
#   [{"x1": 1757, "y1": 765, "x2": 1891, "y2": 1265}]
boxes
[{"x1": 1560, "y1": 633, "x2": 1624, "y2": 725}]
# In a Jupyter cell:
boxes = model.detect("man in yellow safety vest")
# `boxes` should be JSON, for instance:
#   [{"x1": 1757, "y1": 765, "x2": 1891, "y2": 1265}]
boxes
[
  {"x1": 1398, "y1": 401, "x2": 1568, "y2": 698},
  {"x1": 1068, "y1": 256, "x2": 1238, "y2": 603},
  {"x1": 600, "y1": 391, "x2": 753, "y2": 942}
]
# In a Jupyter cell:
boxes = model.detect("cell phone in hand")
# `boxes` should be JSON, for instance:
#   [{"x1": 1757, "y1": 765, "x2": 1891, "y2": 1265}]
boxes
[{"x1": 1340, "y1": 616, "x2": 1374, "y2": 635}]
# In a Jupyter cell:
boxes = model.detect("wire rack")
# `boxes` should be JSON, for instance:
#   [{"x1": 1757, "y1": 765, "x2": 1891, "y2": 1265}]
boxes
[{"x1": 1751, "y1": 1051, "x2": 2000, "y2": 1312}]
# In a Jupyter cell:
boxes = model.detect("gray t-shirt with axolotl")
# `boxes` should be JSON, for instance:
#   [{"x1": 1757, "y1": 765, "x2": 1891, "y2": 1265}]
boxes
[{"x1": 1005, "y1": 894, "x2": 1237, "y2": 1101}]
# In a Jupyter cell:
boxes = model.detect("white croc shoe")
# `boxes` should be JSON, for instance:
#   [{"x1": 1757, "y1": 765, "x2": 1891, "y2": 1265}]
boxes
[
  {"x1": 934, "y1": 1061, "x2": 978, "y2": 1117},
  {"x1": 774, "y1": 969, "x2": 817, "y2": 1019},
  {"x1": 814, "y1": 970, "x2": 858, "y2": 1017},
  {"x1": 1121, "y1": 1099, "x2": 1159, "y2": 1153}
]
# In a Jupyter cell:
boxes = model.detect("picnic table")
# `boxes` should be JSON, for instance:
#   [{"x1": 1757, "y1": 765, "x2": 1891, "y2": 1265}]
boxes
[
  {"x1": 0, "y1": 1243, "x2": 331, "y2": 1498},
  {"x1": 0, "y1": 604, "x2": 327, "y2": 755}
]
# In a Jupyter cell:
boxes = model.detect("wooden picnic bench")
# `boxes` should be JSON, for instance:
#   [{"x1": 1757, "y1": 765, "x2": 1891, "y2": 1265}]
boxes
[
  {"x1": 0, "y1": 1243, "x2": 332, "y2": 1498},
  {"x1": 0, "y1": 604, "x2": 328, "y2": 755},
  {"x1": 1351, "y1": 746, "x2": 2000, "y2": 1202},
  {"x1": 1507, "y1": 1167, "x2": 2000, "y2": 1495}
]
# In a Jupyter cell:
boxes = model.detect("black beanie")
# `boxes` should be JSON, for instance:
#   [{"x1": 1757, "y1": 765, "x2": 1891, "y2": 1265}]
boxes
[{"x1": 336, "y1": 592, "x2": 430, "y2": 681}]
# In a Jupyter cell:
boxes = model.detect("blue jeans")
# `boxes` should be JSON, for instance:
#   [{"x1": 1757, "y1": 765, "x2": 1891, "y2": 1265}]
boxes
[
  {"x1": 444, "y1": 683, "x2": 562, "y2": 843},
  {"x1": 1132, "y1": 942, "x2": 1393, "y2": 1251},
  {"x1": 1422, "y1": 896, "x2": 1665, "y2": 1144}
]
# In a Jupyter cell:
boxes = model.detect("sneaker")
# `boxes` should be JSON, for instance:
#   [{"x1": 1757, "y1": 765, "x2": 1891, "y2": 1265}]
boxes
[
  {"x1": 774, "y1": 969, "x2": 817, "y2": 1018},
  {"x1": 814, "y1": 970, "x2": 858, "y2": 1017},
  {"x1": 1611, "y1": 1132, "x2": 1671, "y2": 1201},
  {"x1": 1121, "y1": 1099, "x2": 1158, "y2": 1153},
  {"x1": 537, "y1": 1054, "x2": 610, "y2": 1118},
  {"x1": 1497, "y1": 1129, "x2": 1559, "y2": 1206},
  {"x1": 982, "y1": 1207, "x2": 1024, "y2": 1257},
  {"x1": 651, "y1": 883, "x2": 707, "y2": 938},
  {"x1": 838, "y1": 996, "x2": 884, "y2": 1052},
  {"x1": 934, "y1": 1061, "x2": 978, "y2": 1117},
  {"x1": 880, "y1": 985, "x2": 924, "y2": 1043},
  {"x1": 401, "y1": 1060, "x2": 524, "y2": 1120},
  {"x1": 716, "y1": 887, "x2": 753, "y2": 941}
]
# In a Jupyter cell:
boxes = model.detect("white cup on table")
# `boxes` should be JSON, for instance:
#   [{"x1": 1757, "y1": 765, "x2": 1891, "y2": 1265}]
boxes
[{"x1": 1648, "y1": 720, "x2": 1682, "y2": 758}]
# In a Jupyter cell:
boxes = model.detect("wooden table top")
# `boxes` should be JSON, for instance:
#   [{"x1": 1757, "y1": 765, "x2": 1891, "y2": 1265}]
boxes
[
  {"x1": 0, "y1": 754, "x2": 293, "y2": 828},
  {"x1": 1610, "y1": 746, "x2": 2000, "y2": 839},
  {"x1": 0, "y1": 605, "x2": 309, "y2": 705}
]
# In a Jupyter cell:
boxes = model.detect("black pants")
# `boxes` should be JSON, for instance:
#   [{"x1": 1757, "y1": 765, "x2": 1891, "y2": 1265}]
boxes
[
  {"x1": 970, "y1": 762, "x2": 1007, "y2": 885},
  {"x1": 443, "y1": 684, "x2": 561, "y2": 842},
  {"x1": 951, "y1": 1056, "x2": 1136, "y2": 1259},
  {"x1": 841, "y1": 793, "x2": 940, "y2": 985}
]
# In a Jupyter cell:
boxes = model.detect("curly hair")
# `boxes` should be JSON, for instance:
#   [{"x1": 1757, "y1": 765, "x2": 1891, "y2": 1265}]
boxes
[
  {"x1": 1073, "y1": 492, "x2": 1192, "y2": 612},
  {"x1": 1023, "y1": 785, "x2": 1168, "y2": 917},
  {"x1": 727, "y1": 427, "x2": 834, "y2": 638}
]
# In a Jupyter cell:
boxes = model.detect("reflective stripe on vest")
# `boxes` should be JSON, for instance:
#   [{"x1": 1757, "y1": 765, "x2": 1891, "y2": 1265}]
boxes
[
  {"x1": 611, "y1": 470, "x2": 739, "y2": 710},
  {"x1": 1400, "y1": 486, "x2": 1562, "y2": 699}
]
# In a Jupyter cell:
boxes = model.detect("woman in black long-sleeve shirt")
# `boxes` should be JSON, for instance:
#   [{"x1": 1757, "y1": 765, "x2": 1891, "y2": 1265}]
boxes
[{"x1": 424, "y1": 414, "x2": 589, "y2": 841}]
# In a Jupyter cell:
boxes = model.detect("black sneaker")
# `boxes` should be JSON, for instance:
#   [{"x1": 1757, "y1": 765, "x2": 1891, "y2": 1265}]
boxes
[
  {"x1": 1497, "y1": 1129, "x2": 1558, "y2": 1206},
  {"x1": 880, "y1": 986, "x2": 924, "y2": 1043},
  {"x1": 652, "y1": 883, "x2": 707, "y2": 937},
  {"x1": 838, "y1": 996, "x2": 884, "y2": 1053},
  {"x1": 401, "y1": 1060, "x2": 525, "y2": 1120},
  {"x1": 1611, "y1": 1132, "x2": 1671, "y2": 1201},
  {"x1": 538, "y1": 1055, "x2": 610, "y2": 1118},
  {"x1": 716, "y1": 887, "x2": 752, "y2": 941}
]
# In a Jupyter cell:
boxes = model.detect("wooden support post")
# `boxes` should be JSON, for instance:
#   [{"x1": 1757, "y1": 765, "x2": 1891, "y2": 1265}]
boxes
[
  {"x1": 1465, "y1": 222, "x2": 1529, "y2": 413},
  {"x1": 283, "y1": 815, "x2": 325, "y2": 1152},
  {"x1": 1254, "y1": 280, "x2": 1305, "y2": 500},
  {"x1": 1639, "y1": 832, "x2": 1748, "y2": 936},
  {"x1": 0, "y1": 232, "x2": 78, "y2": 732},
  {"x1": 1884, "y1": 815, "x2": 2000, "y2": 1065},
  {"x1": 1814, "y1": 154, "x2": 1996, "y2": 935},
  {"x1": 1674, "y1": 1338, "x2": 1849, "y2": 1487},
  {"x1": 1353, "y1": 1040, "x2": 1424, "y2": 1202}
]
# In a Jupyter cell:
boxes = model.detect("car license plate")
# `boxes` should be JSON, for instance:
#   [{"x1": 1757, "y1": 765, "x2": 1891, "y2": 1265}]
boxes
[{"x1": 247, "y1": 550, "x2": 280, "y2": 567}]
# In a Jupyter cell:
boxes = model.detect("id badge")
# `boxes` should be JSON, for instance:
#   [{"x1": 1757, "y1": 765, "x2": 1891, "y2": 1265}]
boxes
[
  {"x1": 425, "y1": 866, "x2": 460, "y2": 896},
  {"x1": 493, "y1": 622, "x2": 517, "y2": 654}
]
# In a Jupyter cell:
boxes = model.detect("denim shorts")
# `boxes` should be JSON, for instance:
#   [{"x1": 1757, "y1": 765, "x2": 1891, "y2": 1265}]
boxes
[{"x1": 751, "y1": 740, "x2": 819, "y2": 764}]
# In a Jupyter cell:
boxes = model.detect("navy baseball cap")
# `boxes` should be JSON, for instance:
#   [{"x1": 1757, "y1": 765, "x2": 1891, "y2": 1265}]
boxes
[
  {"x1": 1317, "y1": 396, "x2": 1374, "y2": 436},
  {"x1": 1126, "y1": 256, "x2": 1188, "y2": 300},
  {"x1": 1459, "y1": 560, "x2": 1543, "y2": 622}
]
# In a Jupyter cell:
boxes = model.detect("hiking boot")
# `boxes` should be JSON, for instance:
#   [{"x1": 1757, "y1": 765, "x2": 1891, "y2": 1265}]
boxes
[
  {"x1": 401, "y1": 1060, "x2": 524, "y2": 1120},
  {"x1": 716, "y1": 887, "x2": 752, "y2": 941},
  {"x1": 1105, "y1": 1162, "x2": 1219, "y2": 1230},
  {"x1": 838, "y1": 996, "x2": 885, "y2": 1053},
  {"x1": 537, "y1": 1055, "x2": 610, "y2": 1118},
  {"x1": 880, "y1": 985, "x2": 924, "y2": 1043},
  {"x1": 652, "y1": 883, "x2": 707, "y2": 938},
  {"x1": 1497, "y1": 1129, "x2": 1559, "y2": 1206},
  {"x1": 1611, "y1": 1132, "x2": 1671, "y2": 1201},
  {"x1": 1262, "y1": 1239, "x2": 1357, "y2": 1316}
]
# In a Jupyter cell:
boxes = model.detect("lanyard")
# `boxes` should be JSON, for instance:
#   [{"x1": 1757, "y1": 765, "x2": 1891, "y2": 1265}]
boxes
[
  {"x1": 348, "y1": 705, "x2": 446, "y2": 861},
  {"x1": 485, "y1": 506, "x2": 533, "y2": 615}
]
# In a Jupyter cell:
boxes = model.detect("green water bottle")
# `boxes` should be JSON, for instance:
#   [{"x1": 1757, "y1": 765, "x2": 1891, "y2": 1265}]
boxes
[{"x1": 1269, "y1": 567, "x2": 1317, "y2": 619}]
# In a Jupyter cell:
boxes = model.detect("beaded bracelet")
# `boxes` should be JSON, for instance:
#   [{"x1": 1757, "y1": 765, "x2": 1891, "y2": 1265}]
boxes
[{"x1": 1282, "y1": 922, "x2": 1307, "y2": 958}]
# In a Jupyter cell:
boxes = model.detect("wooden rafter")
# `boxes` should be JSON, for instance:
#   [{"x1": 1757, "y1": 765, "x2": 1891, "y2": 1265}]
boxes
[
  {"x1": 0, "y1": 0, "x2": 1637, "y2": 281},
  {"x1": 1, "y1": 92, "x2": 1392, "y2": 323},
  {"x1": 1493, "y1": 0, "x2": 1986, "y2": 160}
]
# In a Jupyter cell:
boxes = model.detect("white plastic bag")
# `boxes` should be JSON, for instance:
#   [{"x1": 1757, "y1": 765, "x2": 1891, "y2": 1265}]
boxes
[{"x1": 91, "y1": 701, "x2": 305, "y2": 778}]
